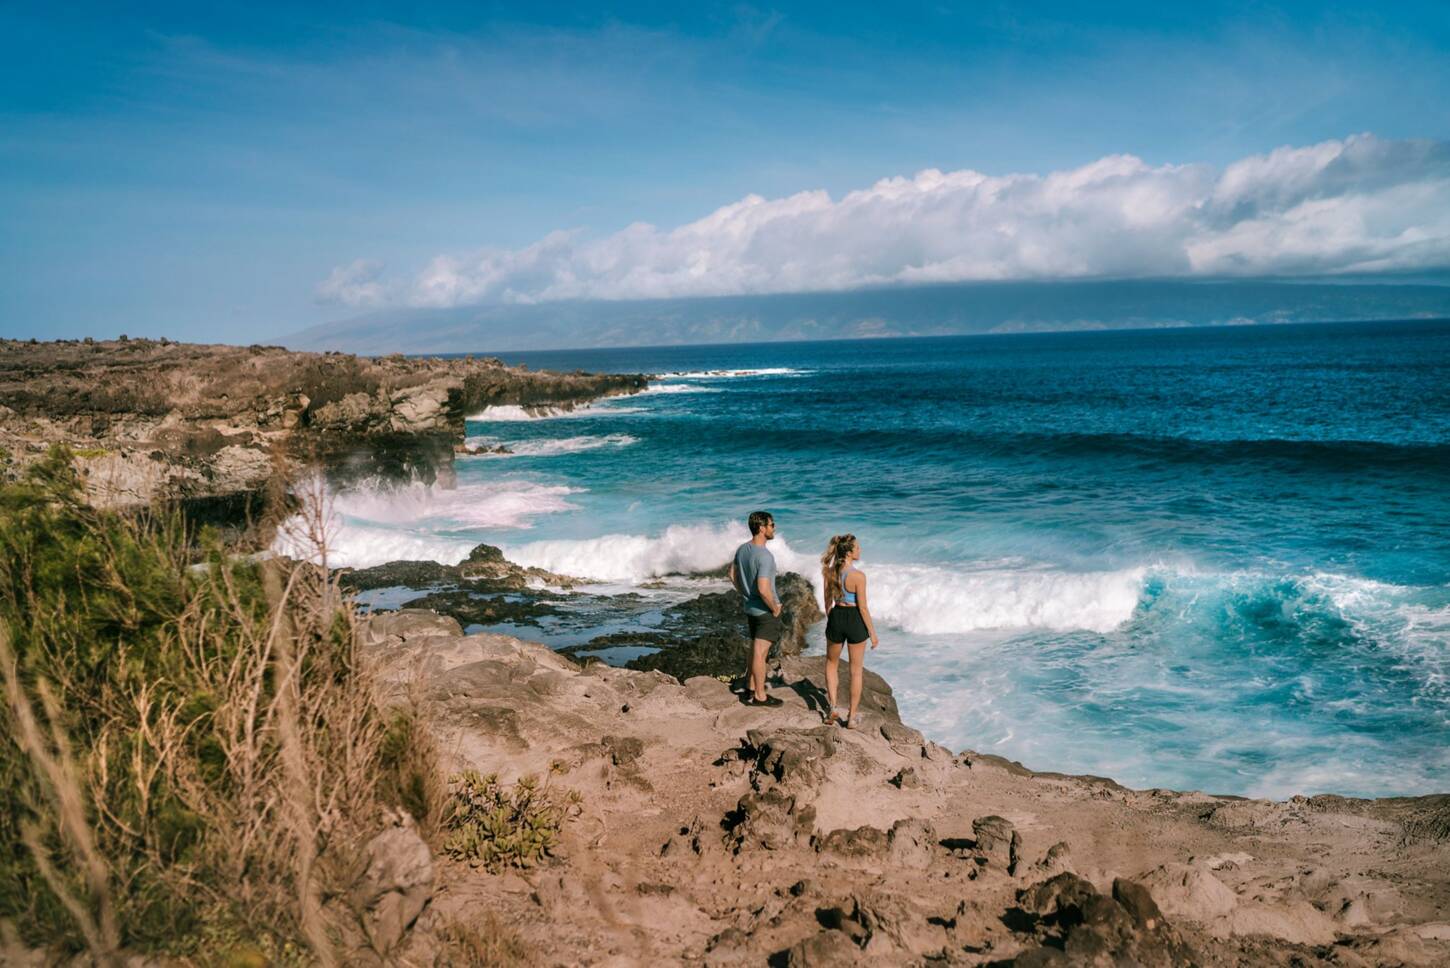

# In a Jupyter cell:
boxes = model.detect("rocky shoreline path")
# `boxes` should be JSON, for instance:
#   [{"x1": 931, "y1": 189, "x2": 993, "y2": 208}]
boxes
[{"x1": 356, "y1": 590, "x2": 1450, "y2": 966}]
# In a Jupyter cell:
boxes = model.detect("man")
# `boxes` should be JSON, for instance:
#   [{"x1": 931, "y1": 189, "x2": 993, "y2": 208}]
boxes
[{"x1": 728, "y1": 510, "x2": 784, "y2": 707}]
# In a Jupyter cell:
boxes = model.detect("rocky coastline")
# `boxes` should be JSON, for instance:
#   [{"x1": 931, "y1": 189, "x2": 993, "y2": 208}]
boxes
[
  {"x1": 4, "y1": 337, "x2": 1448, "y2": 964},
  {"x1": 332, "y1": 538, "x2": 1450, "y2": 965},
  {"x1": 0, "y1": 337, "x2": 646, "y2": 526},
  {"x1": 356, "y1": 596, "x2": 1450, "y2": 965}
]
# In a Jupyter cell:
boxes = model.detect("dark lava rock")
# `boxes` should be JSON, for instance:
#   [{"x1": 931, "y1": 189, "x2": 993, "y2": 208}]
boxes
[
  {"x1": 619, "y1": 571, "x2": 824, "y2": 681},
  {"x1": 1010, "y1": 872, "x2": 1197, "y2": 967},
  {"x1": 393, "y1": 589, "x2": 558, "y2": 627},
  {"x1": 340, "y1": 543, "x2": 576, "y2": 596}
]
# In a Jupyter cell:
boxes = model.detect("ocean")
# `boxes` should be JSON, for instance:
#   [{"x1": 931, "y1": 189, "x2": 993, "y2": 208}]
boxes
[{"x1": 306, "y1": 319, "x2": 1450, "y2": 799}]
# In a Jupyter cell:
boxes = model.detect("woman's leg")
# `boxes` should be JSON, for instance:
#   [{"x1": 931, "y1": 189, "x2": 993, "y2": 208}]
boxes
[
  {"x1": 825, "y1": 641, "x2": 843, "y2": 710},
  {"x1": 847, "y1": 641, "x2": 867, "y2": 725}
]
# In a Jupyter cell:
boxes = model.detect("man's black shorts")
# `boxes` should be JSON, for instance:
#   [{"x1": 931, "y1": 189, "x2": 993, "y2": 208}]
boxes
[{"x1": 746, "y1": 612, "x2": 784, "y2": 644}]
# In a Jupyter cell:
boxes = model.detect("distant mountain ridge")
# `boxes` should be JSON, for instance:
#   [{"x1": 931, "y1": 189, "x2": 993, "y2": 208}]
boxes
[{"x1": 282, "y1": 279, "x2": 1450, "y2": 354}]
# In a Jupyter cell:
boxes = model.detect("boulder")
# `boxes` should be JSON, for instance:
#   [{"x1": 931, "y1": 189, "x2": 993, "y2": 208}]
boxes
[
  {"x1": 745, "y1": 726, "x2": 837, "y2": 789},
  {"x1": 349, "y1": 812, "x2": 434, "y2": 953},
  {"x1": 816, "y1": 891, "x2": 947, "y2": 958},
  {"x1": 816, "y1": 825, "x2": 889, "y2": 859},
  {"x1": 1012, "y1": 873, "x2": 1196, "y2": 967},
  {"x1": 776, "y1": 572, "x2": 825, "y2": 657},
  {"x1": 726, "y1": 787, "x2": 816, "y2": 852},
  {"x1": 1033, "y1": 841, "x2": 1072, "y2": 876},
  {"x1": 886, "y1": 818, "x2": 937, "y2": 870},
  {"x1": 783, "y1": 929, "x2": 864, "y2": 967},
  {"x1": 973, "y1": 815, "x2": 1022, "y2": 874}
]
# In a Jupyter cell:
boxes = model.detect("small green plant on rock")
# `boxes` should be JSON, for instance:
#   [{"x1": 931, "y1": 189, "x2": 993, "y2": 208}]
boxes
[{"x1": 441, "y1": 771, "x2": 580, "y2": 872}]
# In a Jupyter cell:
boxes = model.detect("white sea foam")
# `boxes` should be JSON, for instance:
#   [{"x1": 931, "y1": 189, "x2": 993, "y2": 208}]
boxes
[
  {"x1": 467, "y1": 401, "x2": 644, "y2": 421},
  {"x1": 271, "y1": 479, "x2": 580, "y2": 569},
  {"x1": 502, "y1": 522, "x2": 1145, "y2": 634},
  {"x1": 865, "y1": 563, "x2": 1147, "y2": 634},
  {"x1": 463, "y1": 434, "x2": 639, "y2": 458},
  {"x1": 635, "y1": 383, "x2": 719, "y2": 395},
  {"x1": 658, "y1": 367, "x2": 809, "y2": 379},
  {"x1": 502, "y1": 523, "x2": 750, "y2": 581}
]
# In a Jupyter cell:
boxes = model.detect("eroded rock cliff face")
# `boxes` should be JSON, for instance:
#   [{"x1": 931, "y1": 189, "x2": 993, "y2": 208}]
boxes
[{"x1": 0, "y1": 337, "x2": 645, "y2": 518}]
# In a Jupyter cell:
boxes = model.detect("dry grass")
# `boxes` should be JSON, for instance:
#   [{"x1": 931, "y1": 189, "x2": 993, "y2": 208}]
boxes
[
  {"x1": 434, "y1": 912, "x2": 533, "y2": 968},
  {"x1": 0, "y1": 448, "x2": 442, "y2": 961}
]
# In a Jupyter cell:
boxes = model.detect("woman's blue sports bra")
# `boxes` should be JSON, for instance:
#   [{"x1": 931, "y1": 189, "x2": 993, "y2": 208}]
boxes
[{"x1": 838, "y1": 566, "x2": 859, "y2": 605}]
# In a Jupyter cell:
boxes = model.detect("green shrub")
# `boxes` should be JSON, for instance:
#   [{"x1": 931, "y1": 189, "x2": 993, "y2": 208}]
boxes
[
  {"x1": 441, "y1": 770, "x2": 580, "y2": 872},
  {"x1": 0, "y1": 446, "x2": 439, "y2": 961}
]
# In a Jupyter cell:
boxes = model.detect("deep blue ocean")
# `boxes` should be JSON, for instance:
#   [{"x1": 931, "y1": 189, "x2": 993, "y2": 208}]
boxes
[{"x1": 307, "y1": 319, "x2": 1450, "y2": 798}]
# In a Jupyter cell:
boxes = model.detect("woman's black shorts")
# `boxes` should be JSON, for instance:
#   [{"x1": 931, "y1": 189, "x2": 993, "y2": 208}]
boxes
[{"x1": 825, "y1": 605, "x2": 870, "y2": 644}]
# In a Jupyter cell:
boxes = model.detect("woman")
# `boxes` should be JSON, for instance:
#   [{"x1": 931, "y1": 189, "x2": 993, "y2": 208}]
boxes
[{"x1": 821, "y1": 533, "x2": 879, "y2": 728}]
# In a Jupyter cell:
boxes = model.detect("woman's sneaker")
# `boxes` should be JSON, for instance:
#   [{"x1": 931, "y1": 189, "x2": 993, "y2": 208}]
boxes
[{"x1": 746, "y1": 694, "x2": 783, "y2": 708}]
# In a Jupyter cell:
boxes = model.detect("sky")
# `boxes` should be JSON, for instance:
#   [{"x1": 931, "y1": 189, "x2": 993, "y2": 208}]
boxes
[{"x1": 2, "y1": 2, "x2": 1449, "y2": 343}]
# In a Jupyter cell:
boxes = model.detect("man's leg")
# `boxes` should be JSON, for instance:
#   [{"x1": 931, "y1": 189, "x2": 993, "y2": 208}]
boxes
[{"x1": 751, "y1": 639, "x2": 772, "y2": 701}]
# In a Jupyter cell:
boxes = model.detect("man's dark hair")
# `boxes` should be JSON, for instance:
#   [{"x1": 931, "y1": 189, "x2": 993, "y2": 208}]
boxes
[{"x1": 748, "y1": 510, "x2": 774, "y2": 535}]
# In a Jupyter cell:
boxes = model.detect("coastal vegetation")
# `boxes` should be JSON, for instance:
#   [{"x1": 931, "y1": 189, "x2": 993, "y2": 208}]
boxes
[{"x1": 0, "y1": 446, "x2": 439, "y2": 963}]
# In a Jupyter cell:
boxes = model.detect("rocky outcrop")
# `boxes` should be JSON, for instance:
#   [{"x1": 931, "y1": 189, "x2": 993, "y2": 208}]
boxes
[
  {"x1": 348, "y1": 811, "x2": 435, "y2": 954},
  {"x1": 357, "y1": 613, "x2": 1450, "y2": 966},
  {"x1": 580, "y1": 571, "x2": 824, "y2": 681},
  {"x1": 0, "y1": 337, "x2": 646, "y2": 520}
]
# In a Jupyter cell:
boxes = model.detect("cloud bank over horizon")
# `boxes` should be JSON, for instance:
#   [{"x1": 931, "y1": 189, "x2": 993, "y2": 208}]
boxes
[{"x1": 318, "y1": 135, "x2": 1450, "y2": 311}]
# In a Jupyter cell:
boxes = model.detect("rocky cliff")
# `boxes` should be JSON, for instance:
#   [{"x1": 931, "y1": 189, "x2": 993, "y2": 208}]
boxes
[{"x1": 0, "y1": 337, "x2": 645, "y2": 522}]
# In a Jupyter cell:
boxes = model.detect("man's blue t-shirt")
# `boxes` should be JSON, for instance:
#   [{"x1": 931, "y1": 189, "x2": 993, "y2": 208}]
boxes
[{"x1": 733, "y1": 542, "x2": 778, "y2": 616}]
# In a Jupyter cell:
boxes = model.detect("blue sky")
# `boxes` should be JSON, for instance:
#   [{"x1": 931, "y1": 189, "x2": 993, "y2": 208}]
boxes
[{"x1": 2, "y1": 2, "x2": 1449, "y2": 342}]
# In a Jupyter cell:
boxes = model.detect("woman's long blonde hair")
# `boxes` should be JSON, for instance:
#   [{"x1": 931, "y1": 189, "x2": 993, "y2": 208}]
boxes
[{"x1": 821, "y1": 534, "x2": 857, "y2": 604}]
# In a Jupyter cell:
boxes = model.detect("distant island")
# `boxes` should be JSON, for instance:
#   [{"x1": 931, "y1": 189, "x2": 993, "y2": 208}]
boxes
[{"x1": 283, "y1": 278, "x2": 1450, "y2": 354}]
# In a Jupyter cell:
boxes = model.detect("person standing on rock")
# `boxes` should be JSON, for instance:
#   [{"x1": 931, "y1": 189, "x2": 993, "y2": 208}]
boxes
[
  {"x1": 729, "y1": 510, "x2": 785, "y2": 708},
  {"x1": 821, "y1": 534, "x2": 878, "y2": 727}
]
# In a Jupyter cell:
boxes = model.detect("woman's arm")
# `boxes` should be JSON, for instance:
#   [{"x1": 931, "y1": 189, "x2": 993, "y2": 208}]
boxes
[{"x1": 856, "y1": 572, "x2": 879, "y2": 647}]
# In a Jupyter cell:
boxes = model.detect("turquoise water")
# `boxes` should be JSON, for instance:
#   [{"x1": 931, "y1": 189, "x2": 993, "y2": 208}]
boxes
[{"x1": 313, "y1": 320, "x2": 1450, "y2": 798}]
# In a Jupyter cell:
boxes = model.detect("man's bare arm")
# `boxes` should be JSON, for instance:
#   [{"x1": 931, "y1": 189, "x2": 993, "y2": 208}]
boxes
[{"x1": 756, "y1": 576, "x2": 781, "y2": 616}]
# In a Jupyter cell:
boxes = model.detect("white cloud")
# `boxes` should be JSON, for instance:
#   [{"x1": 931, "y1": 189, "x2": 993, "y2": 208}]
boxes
[
  {"x1": 331, "y1": 135, "x2": 1450, "y2": 309},
  {"x1": 315, "y1": 258, "x2": 390, "y2": 307}
]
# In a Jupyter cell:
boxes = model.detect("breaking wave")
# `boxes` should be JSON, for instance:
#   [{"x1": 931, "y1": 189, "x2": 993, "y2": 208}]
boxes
[
  {"x1": 658, "y1": 367, "x2": 810, "y2": 379},
  {"x1": 463, "y1": 434, "x2": 639, "y2": 458},
  {"x1": 271, "y1": 479, "x2": 580, "y2": 569},
  {"x1": 467, "y1": 401, "x2": 644, "y2": 421},
  {"x1": 501, "y1": 524, "x2": 1148, "y2": 634},
  {"x1": 635, "y1": 383, "x2": 719, "y2": 395}
]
